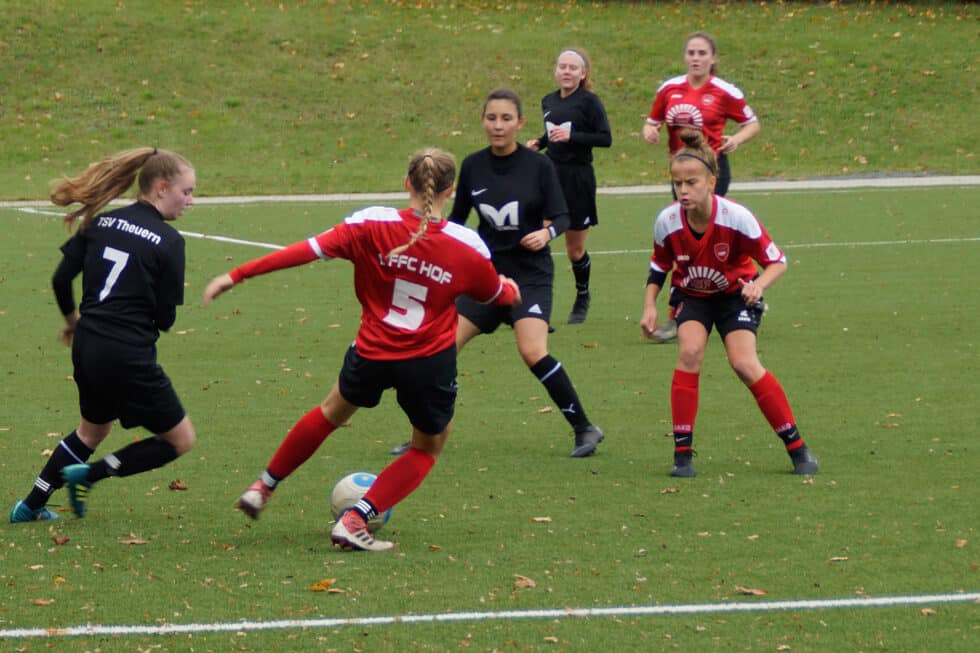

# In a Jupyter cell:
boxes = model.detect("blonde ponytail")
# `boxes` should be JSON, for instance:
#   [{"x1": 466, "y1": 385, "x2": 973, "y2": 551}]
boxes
[{"x1": 387, "y1": 148, "x2": 456, "y2": 257}]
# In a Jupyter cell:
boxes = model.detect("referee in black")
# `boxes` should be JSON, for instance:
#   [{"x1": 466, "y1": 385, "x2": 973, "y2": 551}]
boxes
[
  {"x1": 527, "y1": 47, "x2": 612, "y2": 325},
  {"x1": 10, "y1": 147, "x2": 199, "y2": 523},
  {"x1": 453, "y1": 88, "x2": 604, "y2": 458}
]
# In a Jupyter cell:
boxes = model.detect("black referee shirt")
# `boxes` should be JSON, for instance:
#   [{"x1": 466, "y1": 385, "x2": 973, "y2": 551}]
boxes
[
  {"x1": 54, "y1": 201, "x2": 185, "y2": 346},
  {"x1": 535, "y1": 86, "x2": 612, "y2": 166}
]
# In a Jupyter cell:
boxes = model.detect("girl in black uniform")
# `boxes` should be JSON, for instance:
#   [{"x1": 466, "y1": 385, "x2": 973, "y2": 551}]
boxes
[
  {"x1": 527, "y1": 47, "x2": 612, "y2": 324},
  {"x1": 454, "y1": 88, "x2": 604, "y2": 457},
  {"x1": 9, "y1": 148, "x2": 198, "y2": 523}
]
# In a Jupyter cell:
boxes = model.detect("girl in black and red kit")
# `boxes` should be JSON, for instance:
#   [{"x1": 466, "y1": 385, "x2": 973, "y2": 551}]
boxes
[
  {"x1": 639, "y1": 130, "x2": 817, "y2": 478},
  {"x1": 527, "y1": 47, "x2": 612, "y2": 325},
  {"x1": 454, "y1": 88, "x2": 604, "y2": 458},
  {"x1": 10, "y1": 148, "x2": 198, "y2": 523}
]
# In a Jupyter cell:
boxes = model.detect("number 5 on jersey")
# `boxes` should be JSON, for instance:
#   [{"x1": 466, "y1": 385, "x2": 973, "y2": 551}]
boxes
[{"x1": 383, "y1": 278, "x2": 428, "y2": 330}]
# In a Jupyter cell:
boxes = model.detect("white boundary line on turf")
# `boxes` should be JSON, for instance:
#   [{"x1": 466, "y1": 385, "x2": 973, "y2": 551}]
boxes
[
  {"x1": 1, "y1": 592, "x2": 977, "y2": 639},
  {"x1": 10, "y1": 207, "x2": 980, "y2": 255}
]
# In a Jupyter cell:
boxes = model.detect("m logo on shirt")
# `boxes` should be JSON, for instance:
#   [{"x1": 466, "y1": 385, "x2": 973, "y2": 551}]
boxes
[{"x1": 479, "y1": 201, "x2": 520, "y2": 231}]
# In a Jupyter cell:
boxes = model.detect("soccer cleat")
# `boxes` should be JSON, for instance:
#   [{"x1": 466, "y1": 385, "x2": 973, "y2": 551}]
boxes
[
  {"x1": 670, "y1": 450, "x2": 696, "y2": 477},
  {"x1": 567, "y1": 291, "x2": 591, "y2": 325},
  {"x1": 61, "y1": 464, "x2": 93, "y2": 518},
  {"x1": 10, "y1": 500, "x2": 59, "y2": 524},
  {"x1": 789, "y1": 446, "x2": 819, "y2": 475},
  {"x1": 236, "y1": 479, "x2": 273, "y2": 519},
  {"x1": 650, "y1": 319, "x2": 678, "y2": 343},
  {"x1": 570, "y1": 424, "x2": 604, "y2": 458},
  {"x1": 331, "y1": 510, "x2": 394, "y2": 552},
  {"x1": 389, "y1": 441, "x2": 411, "y2": 456}
]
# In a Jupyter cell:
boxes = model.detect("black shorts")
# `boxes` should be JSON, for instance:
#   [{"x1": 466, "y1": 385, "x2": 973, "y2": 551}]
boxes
[
  {"x1": 673, "y1": 291, "x2": 765, "y2": 338},
  {"x1": 337, "y1": 344, "x2": 458, "y2": 436},
  {"x1": 555, "y1": 163, "x2": 598, "y2": 230},
  {"x1": 72, "y1": 326, "x2": 185, "y2": 433},
  {"x1": 457, "y1": 253, "x2": 554, "y2": 331}
]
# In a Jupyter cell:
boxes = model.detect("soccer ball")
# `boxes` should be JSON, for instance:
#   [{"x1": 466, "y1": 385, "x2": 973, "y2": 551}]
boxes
[{"x1": 330, "y1": 472, "x2": 392, "y2": 533}]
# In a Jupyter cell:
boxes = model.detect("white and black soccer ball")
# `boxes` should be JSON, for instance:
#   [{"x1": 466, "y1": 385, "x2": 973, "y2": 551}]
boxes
[{"x1": 330, "y1": 472, "x2": 392, "y2": 533}]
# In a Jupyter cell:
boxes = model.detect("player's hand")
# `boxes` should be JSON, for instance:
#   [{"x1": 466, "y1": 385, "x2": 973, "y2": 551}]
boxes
[
  {"x1": 203, "y1": 273, "x2": 235, "y2": 305},
  {"x1": 520, "y1": 228, "x2": 551, "y2": 252},
  {"x1": 547, "y1": 127, "x2": 570, "y2": 143},
  {"x1": 57, "y1": 311, "x2": 80, "y2": 348},
  {"x1": 525, "y1": 139, "x2": 540, "y2": 151},
  {"x1": 640, "y1": 306, "x2": 659, "y2": 340},
  {"x1": 642, "y1": 122, "x2": 660, "y2": 145},
  {"x1": 738, "y1": 278, "x2": 762, "y2": 305},
  {"x1": 720, "y1": 134, "x2": 739, "y2": 154},
  {"x1": 500, "y1": 275, "x2": 522, "y2": 305}
]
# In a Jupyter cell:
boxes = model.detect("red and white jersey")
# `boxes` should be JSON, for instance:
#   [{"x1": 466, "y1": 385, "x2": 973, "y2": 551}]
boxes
[
  {"x1": 647, "y1": 74, "x2": 758, "y2": 154},
  {"x1": 231, "y1": 207, "x2": 509, "y2": 360},
  {"x1": 649, "y1": 196, "x2": 785, "y2": 298}
]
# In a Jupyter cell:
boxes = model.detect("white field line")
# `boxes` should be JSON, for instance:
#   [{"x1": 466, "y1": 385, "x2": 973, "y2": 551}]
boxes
[
  {"x1": 10, "y1": 207, "x2": 980, "y2": 255},
  {"x1": 1, "y1": 592, "x2": 977, "y2": 639}
]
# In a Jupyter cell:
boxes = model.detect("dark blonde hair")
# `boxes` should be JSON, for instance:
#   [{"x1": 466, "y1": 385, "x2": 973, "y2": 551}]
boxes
[
  {"x1": 51, "y1": 147, "x2": 193, "y2": 231},
  {"x1": 672, "y1": 129, "x2": 718, "y2": 176},
  {"x1": 685, "y1": 31, "x2": 719, "y2": 75},
  {"x1": 558, "y1": 47, "x2": 593, "y2": 91},
  {"x1": 387, "y1": 148, "x2": 456, "y2": 257}
]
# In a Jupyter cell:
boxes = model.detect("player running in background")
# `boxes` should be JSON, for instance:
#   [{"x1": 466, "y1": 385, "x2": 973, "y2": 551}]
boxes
[
  {"x1": 639, "y1": 130, "x2": 817, "y2": 478},
  {"x1": 642, "y1": 31, "x2": 761, "y2": 343},
  {"x1": 526, "y1": 47, "x2": 612, "y2": 325},
  {"x1": 203, "y1": 148, "x2": 520, "y2": 552},
  {"x1": 10, "y1": 148, "x2": 198, "y2": 523}
]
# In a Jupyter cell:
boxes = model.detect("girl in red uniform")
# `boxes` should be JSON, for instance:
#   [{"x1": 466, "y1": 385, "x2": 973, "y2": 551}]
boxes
[
  {"x1": 203, "y1": 148, "x2": 519, "y2": 551},
  {"x1": 639, "y1": 130, "x2": 817, "y2": 478},
  {"x1": 642, "y1": 31, "x2": 761, "y2": 342}
]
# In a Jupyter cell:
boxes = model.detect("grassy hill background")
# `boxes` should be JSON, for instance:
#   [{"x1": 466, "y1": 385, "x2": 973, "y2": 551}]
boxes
[{"x1": 1, "y1": 1, "x2": 976, "y2": 199}]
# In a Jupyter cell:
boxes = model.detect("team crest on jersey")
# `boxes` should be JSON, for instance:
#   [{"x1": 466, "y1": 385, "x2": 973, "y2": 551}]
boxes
[
  {"x1": 714, "y1": 243, "x2": 730, "y2": 262},
  {"x1": 478, "y1": 201, "x2": 520, "y2": 230},
  {"x1": 666, "y1": 103, "x2": 704, "y2": 129},
  {"x1": 703, "y1": 94, "x2": 716, "y2": 106}
]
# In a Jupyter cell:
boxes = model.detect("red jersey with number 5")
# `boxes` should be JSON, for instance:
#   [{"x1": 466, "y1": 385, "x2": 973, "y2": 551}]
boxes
[
  {"x1": 647, "y1": 75, "x2": 757, "y2": 154},
  {"x1": 230, "y1": 207, "x2": 511, "y2": 360},
  {"x1": 649, "y1": 196, "x2": 786, "y2": 298}
]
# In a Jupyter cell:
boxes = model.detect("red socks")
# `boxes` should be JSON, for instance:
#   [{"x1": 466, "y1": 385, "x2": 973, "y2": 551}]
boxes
[
  {"x1": 748, "y1": 371, "x2": 802, "y2": 448},
  {"x1": 364, "y1": 448, "x2": 436, "y2": 513},
  {"x1": 267, "y1": 406, "x2": 337, "y2": 481},
  {"x1": 671, "y1": 369, "x2": 700, "y2": 451}
]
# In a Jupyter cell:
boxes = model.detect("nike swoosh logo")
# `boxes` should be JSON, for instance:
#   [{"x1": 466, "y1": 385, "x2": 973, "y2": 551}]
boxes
[{"x1": 471, "y1": 188, "x2": 488, "y2": 196}]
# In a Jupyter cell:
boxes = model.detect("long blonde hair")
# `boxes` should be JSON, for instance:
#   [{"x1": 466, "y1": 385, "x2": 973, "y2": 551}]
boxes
[
  {"x1": 51, "y1": 147, "x2": 193, "y2": 231},
  {"x1": 387, "y1": 148, "x2": 456, "y2": 257}
]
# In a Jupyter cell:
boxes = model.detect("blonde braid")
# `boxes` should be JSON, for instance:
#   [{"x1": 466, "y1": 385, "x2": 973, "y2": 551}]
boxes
[{"x1": 387, "y1": 149, "x2": 455, "y2": 257}]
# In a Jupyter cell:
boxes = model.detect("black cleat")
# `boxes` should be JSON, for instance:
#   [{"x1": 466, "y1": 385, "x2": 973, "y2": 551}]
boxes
[
  {"x1": 670, "y1": 451, "x2": 696, "y2": 477},
  {"x1": 570, "y1": 424, "x2": 604, "y2": 457},
  {"x1": 567, "y1": 291, "x2": 590, "y2": 324},
  {"x1": 789, "y1": 446, "x2": 819, "y2": 474}
]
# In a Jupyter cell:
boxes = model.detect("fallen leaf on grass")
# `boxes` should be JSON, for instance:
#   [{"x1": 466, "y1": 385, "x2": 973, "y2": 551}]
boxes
[
  {"x1": 119, "y1": 538, "x2": 149, "y2": 546},
  {"x1": 660, "y1": 487, "x2": 680, "y2": 494},
  {"x1": 429, "y1": 545, "x2": 442, "y2": 552},
  {"x1": 169, "y1": 479, "x2": 188, "y2": 491},
  {"x1": 536, "y1": 406, "x2": 553, "y2": 414},
  {"x1": 829, "y1": 556, "x2": 848, "y2": 562},
  {"x1": 920, "y1": 608, "x2": 937, "y2": 616},
  {"x1": 955, "y1": 539, "x2": 967, "y2": 549},
  {"x1": 530, "y1": 516, "x2": 552, "y2": 523},
  {"x1": 32, "y1": 599, "x2": 55, "y2": 606},
  {"x1": 544, "y1": 636, "x2": 559, "y2": 643},
  {"x1": 734, "y1": 586, "x2": 767, "y2": 596},
  {"x1": 51, "y1": 535, "x2": 69, "y2": 546},
  {"x1": 514, "y1": 575, "x2": 537, "y2": 589},
  {"x1": 308, "y1": 578, "x2": 342, "y2": 592}
]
